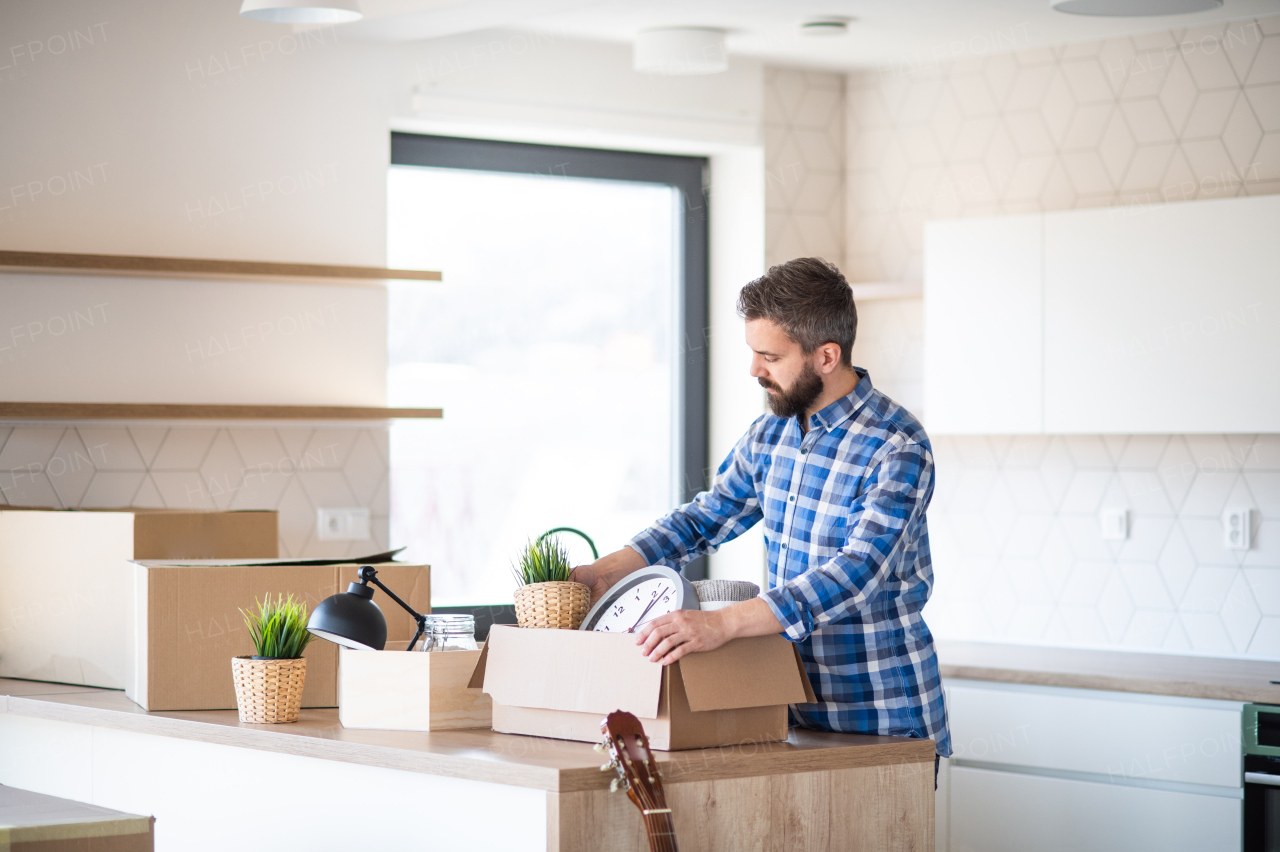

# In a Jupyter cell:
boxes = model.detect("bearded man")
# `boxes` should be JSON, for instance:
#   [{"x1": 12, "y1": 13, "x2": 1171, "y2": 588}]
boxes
[{"x1": 573, "y1": 256, "x2": 951, "y2": 771}]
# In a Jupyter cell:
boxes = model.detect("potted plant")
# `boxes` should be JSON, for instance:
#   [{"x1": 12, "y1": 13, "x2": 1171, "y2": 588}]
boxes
[
  {"x1": 511, "y1": 528, "x2": 595, "y2": 629},
  {"x1": 232, "y1": 593, "x2": 314, "y2": 724}
]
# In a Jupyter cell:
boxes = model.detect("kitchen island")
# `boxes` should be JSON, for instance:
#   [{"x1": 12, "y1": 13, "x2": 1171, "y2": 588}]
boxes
[{"x1": 0, "y1": 678, "x2": 934, "y2": 852}]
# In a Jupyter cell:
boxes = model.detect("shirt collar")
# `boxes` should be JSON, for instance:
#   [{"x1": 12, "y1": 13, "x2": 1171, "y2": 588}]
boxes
[{"x1": 805, "y1": 368, "x2": 873, "y2": 433}]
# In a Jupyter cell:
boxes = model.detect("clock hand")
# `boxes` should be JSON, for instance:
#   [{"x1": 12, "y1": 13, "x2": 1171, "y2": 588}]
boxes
[{"x1": 626, "y1": 595, "x2": 662, "y2": 634}]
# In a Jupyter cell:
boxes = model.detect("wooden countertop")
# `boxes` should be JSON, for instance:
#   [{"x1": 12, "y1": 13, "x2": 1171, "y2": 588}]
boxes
[
  {"x1": 0, "y1": 679, "x2": 932, "y2": 793},
  {"x1": 938, "y1": 640, "x2": 1280, "y2": 704}
]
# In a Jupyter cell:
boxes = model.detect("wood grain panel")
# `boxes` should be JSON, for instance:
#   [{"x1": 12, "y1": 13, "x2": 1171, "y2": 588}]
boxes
[
  {"x1": 550, "y1": 764, "x2": 933, "y2": 852},
  {"x1": 0, "y1": 403, "x2": 442, "y2": 421},
  {"x1": 835, "y1": 762, "x2": 934, "y2": 852},
  {"x1": 0, "y1": 250, "x2": 441, "y2": 284}
]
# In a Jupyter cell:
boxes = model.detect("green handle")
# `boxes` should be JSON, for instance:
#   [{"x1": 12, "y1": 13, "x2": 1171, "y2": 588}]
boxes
[{"x1": 537, "y1": 526, "x2": 599, "y2": 560}]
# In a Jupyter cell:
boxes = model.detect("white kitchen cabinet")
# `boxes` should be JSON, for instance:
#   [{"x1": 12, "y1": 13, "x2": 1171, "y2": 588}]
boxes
[
  {"x1": 943, "y1": 680, "x2": 1243, "y2": 852},
  {"x1": 946, "y1": 681, "x2": 1241, "y2": 787},
  {"x1": 923, "y1": 214, "x2": 1044, "y2": 434},
  {"x1": 922, "y1": 193, "x2": 1280, "y2": 434},
  {"x1": 949, "y1": 765, "x2": 1241, "y2": 852},
  {"x1": 1043, "y1": 193, "x2": 1280, "y2": 434}
]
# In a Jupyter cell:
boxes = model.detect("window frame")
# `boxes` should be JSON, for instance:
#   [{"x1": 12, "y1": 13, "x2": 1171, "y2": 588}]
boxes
[{"x1": 390, "y1": 132, "x2": 710, "y2": 579}]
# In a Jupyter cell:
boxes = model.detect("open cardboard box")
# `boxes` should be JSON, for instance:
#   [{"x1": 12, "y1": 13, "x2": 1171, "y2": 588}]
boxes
[
  {"x1": 130, "y1": 559, "x2": 428, "y2": 711},
  {"x1": 470, "y1": 625, "x2": 816, "y2": 751},
  {"x1": 0, "y1": 508, "x2": 277, "y2": 690},
  {"x1": 338, "y1": 646, "x2": 491, "y2": 732}
]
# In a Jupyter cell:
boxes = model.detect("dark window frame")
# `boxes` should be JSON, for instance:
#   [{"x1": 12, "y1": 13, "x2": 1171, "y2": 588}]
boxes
[{"x1": 390, "y1": 132, "x2": 710, "y2": 581}]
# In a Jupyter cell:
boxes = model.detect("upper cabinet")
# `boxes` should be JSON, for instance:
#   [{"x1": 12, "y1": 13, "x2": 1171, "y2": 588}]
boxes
[
  {"x1": 1043, "y1": 194, "x2": 1280, "y2": 434},
  {"x1": 924, "y1": 193, "x2": 1280, "y2": 435},
  {"x1": 923, "y1": 214, "x2": 1043, "y2": 434}
]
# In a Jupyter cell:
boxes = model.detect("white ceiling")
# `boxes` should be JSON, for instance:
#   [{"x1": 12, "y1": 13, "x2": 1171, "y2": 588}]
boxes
[{"x1": 345, "y1": 0, "x2": 1280, "y2": 70}]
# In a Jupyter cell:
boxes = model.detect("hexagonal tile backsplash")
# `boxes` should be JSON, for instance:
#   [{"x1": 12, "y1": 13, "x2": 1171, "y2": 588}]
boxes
[
  {"x1": 844, "y1": 15, "x2": 1280, "y2": 283},
  {"x1": 0, "y1": 424, "x2": 389, "y2": 560},
  {"x1": 925, "y1": 434, "x2": 1280, "y2": 659},
  {"x1": 765, "y1": 67, "x2": 846, "y2": 268}
]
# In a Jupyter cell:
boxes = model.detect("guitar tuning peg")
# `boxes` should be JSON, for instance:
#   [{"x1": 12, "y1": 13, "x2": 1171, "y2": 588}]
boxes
[
  {"x1": 592, "y1": 742, "x2": 606, "y2": 753},
  {"x1": 609, "y1": 778, "x2": 619, "y2": 793},
  {"x1": 600, "y1": 762, "x2": 613, "y2": 772}
]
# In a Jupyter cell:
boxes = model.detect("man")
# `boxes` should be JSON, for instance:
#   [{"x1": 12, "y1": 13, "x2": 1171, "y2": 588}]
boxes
[{"x1": 572, "y1": 256, "x2": 951, "y2": 764}]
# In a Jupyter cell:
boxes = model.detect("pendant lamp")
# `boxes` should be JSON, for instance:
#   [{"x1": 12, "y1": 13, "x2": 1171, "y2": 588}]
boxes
[{"x1": 239, "y1": 0, "x2": 362, "y2": 24}]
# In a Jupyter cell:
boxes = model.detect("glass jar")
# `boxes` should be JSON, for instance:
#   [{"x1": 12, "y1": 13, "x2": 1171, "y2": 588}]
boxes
[{"x1": 422, "y1": 614, "x2": 477, "y2": 652}]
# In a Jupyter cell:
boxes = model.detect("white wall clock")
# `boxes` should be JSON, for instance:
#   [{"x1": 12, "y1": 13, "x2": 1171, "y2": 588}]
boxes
[{"x1": 578, "y1": 566, "x2": 700, "y2": 633}]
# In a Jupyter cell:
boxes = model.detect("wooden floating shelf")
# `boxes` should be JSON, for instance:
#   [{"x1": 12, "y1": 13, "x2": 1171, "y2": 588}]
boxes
[
  {"x1": 0, "y1": 250, "x2": 442, "y2": 285},
  {"x1": 0, "y1": 403, "x2": 442, "y2": 421}
]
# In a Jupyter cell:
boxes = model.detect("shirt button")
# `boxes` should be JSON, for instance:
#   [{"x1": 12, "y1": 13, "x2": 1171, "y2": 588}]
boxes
[
  {"x1": 781, "y1": 543, "x2": 787, "y2": 549},
  {"x1": 788, "y1": 495, "x2": 795, "y2": 502},
  {"x1": 800, "y1": 448, "x2": 807, "y2": 455}
]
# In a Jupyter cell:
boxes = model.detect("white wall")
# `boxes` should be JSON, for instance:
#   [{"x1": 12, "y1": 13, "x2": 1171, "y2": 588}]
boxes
[{"x1": 0, "y1": 5, "x2": 770, "y2": 571}]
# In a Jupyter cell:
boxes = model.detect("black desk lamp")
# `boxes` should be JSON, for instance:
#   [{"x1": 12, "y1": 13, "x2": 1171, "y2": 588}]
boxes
[{"x1": 306, "y1": 565, "x2": 428, "y2": 652}]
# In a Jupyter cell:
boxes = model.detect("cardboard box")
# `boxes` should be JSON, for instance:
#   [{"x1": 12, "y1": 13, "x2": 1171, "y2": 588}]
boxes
[
  {"x1": 130, "y1": 559, "x2": 429, "y2": 711},
  {"x1": 338, "y1": 646, "x2": 492, "y2": 731},
  {"x1": 470, "y1": 625, "x2": 816, "y2": 751},
  {"x1": 0, "y1": 509, "x2": 277, "y2": 690}
]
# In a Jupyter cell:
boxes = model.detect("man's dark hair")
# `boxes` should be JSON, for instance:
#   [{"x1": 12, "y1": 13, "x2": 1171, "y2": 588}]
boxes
[{"x1": 736, "y1": 257, "x2": 857, "y2": 367}]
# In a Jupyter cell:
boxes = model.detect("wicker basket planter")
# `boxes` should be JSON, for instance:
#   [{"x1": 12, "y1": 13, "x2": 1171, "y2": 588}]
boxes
[
  {"x1": 231, "y1": 656, "x2": 307, "y2": 723},
  {"x1": 513, "y1": 581, "x2": 591, "y2": 629}
]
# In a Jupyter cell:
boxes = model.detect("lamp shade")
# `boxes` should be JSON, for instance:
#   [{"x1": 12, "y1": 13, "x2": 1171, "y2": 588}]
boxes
[
  {"x1": 239, "y1": 0, "x2": 362, "y2": 24},
  {"x1": 306, "y1": 581, "x2": 387, "y2": 650},
  {"x1": 1050, "y1": 0, "x2": 1221, "y2": 15}
]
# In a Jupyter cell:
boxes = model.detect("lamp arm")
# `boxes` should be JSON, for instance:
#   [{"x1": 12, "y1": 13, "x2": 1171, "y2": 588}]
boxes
[{"x1": 358, "y1": 565, "x2": 428, "y2": 651}]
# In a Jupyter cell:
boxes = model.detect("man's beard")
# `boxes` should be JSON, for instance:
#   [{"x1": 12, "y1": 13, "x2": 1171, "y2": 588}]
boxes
[{"x1": 760, "y1": 362, "x2": 824, "y2": 420}]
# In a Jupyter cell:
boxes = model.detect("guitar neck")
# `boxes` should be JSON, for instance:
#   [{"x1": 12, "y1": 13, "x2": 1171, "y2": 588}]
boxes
[{"x1": 641, "y1": 811, "x2": 678, "y2": 852}]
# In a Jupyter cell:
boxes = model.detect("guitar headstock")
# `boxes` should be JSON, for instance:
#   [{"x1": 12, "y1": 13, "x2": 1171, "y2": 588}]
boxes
[{"x1": 598, "y1": 710, "x2": 667, "y2": 805}]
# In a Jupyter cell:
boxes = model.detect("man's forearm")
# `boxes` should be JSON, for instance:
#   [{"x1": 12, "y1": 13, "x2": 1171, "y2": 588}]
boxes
[
  {"x1": 719, "y1": 597, "x2": 785, "y2": 640},
  {"x1": 594, "y1": 546, "x2": 647, "y2": 585}
]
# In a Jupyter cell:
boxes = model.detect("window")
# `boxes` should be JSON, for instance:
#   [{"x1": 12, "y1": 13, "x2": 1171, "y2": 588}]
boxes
[{"x1": 387, "y1": 134, "x2": 708, "y2": 605}]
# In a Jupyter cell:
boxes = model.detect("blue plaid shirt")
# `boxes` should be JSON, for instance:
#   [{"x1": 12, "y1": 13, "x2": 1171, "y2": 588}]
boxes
[{"x1": 629, "y1": 369, "x2": 951, "y2": 757}]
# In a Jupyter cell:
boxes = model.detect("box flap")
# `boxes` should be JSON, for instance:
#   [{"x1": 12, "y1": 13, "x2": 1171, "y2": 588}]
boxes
[
  {"x1": 793, "y1": 643, "x2": 818, "y2": 703},
  {"x1": 467, "y1": 643, "x2": 489, "y2": 689},
  {"x1": 676, "y1": 634, "x2": 813, "y2": 712},
  {"x1": 133, "y1": 511, "x2": 277, "y2": 560},
  {"x1": 482, "y1": 625, "x2": 664, "y2": 719}
]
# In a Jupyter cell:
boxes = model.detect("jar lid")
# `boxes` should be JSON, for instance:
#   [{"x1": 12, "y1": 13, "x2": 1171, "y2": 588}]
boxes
[{"x1": 427, "y1": 614, "x2": 475, "y2": 631}]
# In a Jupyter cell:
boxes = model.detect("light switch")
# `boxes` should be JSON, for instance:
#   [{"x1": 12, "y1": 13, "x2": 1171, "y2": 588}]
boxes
[
  {"x1": 316, "y1": 507, "x2": 371, "y2": 541},
  {"x1": 1223, "y1": 507, "x2": 1252, "y2": 551},
  {"x1": 1099, "y1": 507, "x2": 1129, "y2": 541}
]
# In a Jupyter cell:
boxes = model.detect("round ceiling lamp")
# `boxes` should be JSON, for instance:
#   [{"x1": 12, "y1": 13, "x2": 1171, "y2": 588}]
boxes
[
  {"x1": 239, "y1": 0, "x2": 362, "y2": 24},
  {"x1": 634, "y1": 28, "x2": 729, "y2": 75},
  {"x1": 1050, "y1": 0, "x2": 1221, "y2": 15},
  {"x1": 800, "y1": 18, "x2": 851, "y2": 36}
]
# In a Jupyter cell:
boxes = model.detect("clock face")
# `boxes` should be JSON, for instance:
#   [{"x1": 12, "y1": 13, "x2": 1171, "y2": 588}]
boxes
[{"x1": 579, "y1": 566, "x2": 700, "y2": 632}]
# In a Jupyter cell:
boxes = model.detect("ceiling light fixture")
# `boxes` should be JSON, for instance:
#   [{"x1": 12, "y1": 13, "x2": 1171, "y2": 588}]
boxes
[
  {"x1": 1050, "y1": 0, "x2": 1221, "y2": 16},
  {"x1": 799, "y1": 18, "x2": 851, "y2": 37},
  {"x1": 239, "y1": 0, "x2": 362, "y2": 24},
  {"x1": 634, "y1": 28, "x2": 728, "y2": 75}
]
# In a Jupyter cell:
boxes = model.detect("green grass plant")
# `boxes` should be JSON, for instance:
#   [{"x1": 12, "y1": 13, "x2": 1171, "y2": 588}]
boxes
[
  {"x1": 512, "y1": 535, "x2": 574, "y2": 587},
  {"x1": 241, "y1": 593, "x2": 314, "y2": 659}
]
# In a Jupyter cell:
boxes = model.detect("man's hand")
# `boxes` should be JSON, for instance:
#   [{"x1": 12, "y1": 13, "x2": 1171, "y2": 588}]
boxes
[
  {"x1": 569, "y1": 546, "x2": 647, "y2": 606},
  {"x1": 636, "y1": 609, "x2": 731, "y2": 665},
  {"x1": 637, "y1": 598, "x2": 787, "y2": 665}
]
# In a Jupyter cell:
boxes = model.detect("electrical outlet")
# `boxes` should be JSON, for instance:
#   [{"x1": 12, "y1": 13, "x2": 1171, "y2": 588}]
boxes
[
  {"x1": 1222, "y1": 507, "x2": 1252, "y2": 551},
  {"x1": 316, "y1": 507, "x2": 371, "y2": 541},
  {"x1": 1099, "y1": 507, "x2": 1129, "y2": 541}
]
